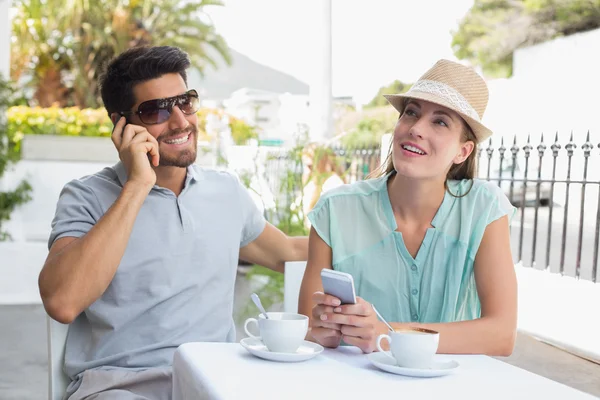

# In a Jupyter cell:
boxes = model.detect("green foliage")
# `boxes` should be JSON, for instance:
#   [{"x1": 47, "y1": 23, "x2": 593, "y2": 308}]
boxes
[
  {"x1": 366, "y1": 80, "x2": 412, "y2": 108},
  {"x1": 196, "y1": 108, "x2": 258, "y2": 145},
  {"x1": 451, "y1": 0, "x2": 521, "y2": 77},
  {"x1": 342, "y1": 81, "x2": 407, "y2": 148},
  {"x1": 269, "y1": 144, "x2": 310, "y2": 238},
  {"x1": 452, "y1": 0, "x2": 600, "y2": 77},
  {"x1": 235, "y1": 136, "x2": 380, "y2": 319},
  {"x1": 243, "y1": 265, "x2": 285, "y2": 314},
  {"x1": 11, "y1": 0, "x2": 231, "y2": 108},
  {"x1": 0, "y1": 82, "x2": 22, "y2": 175},
  {"x1": 229, "y1": 118, "x2": 259, "y2": 146},
  {"x1": 0, "y1": 181, "x2": 33, "y2": 241},
  {"x1": 0, "y1": 76, "x2": 32, "y2": 241},
  {"x1": 236, "y1": 137, "x2": 310, "y2": 319},
  {"x1": 523, "y1": 0, "x2": 600, "y2": 35},
  {"x1": 7, "y1": 106, "x2": 113, "y2": 159},
  {"x1": 340, "y1": 107, "x2": 398, "y2": 149},
  {"x1": 6, "y1": 106, "x2": 256, "y2": 158}
]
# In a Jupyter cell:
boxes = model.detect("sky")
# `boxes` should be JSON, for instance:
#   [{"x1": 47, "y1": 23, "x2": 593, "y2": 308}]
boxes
[{"x1": 209, "y1": 0, "x2": 475, "y2": 105}]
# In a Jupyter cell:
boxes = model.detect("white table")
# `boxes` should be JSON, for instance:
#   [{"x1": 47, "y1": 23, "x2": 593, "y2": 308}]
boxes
[{"x1": 172, "y1": 342, "x2": 597, "y2": 400}]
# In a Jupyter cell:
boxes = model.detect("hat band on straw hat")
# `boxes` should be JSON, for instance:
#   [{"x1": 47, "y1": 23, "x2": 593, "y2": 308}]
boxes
[{"x1": 407, "y1": 80, "x2": 480, "y2": 122}]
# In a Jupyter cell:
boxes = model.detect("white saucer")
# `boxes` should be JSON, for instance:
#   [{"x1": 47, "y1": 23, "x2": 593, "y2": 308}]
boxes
[
  {"x1": 240, "y1": 337, "x2": 324, "y2": 362},
  {"x1": 367, "y1": 352, "x2": 460, "y2": 378}
]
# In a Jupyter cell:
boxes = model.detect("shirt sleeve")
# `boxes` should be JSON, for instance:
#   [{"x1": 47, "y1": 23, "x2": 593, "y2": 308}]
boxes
[
  {"x1": 48, "y1": 179, "x2": 104, "y2": 250},
  {"x1": 235, "y1": 174, "x2": 267, "y2": 247},
  {"x1": 484, "y1": 181, "x2": 517, "y2": 226},
  {"x1": 307, "y1": 195, "x2": 332, "y2": 247}
]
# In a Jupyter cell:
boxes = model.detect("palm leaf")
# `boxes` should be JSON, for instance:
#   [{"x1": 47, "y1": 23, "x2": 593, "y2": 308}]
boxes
[{"x1": 11, "y1": 0, "x2": 231, "y2": 108}]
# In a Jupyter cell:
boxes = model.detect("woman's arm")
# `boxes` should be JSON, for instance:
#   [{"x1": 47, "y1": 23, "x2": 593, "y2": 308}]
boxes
[
  {"x1": 327, "y1": 215, "x2": 518, "y2": 356},
  {"x1": 298, "y1": 227, "x2": 344, "y2": 348},
  {"x1": 411, "y1": 214, "x2": 518, "y2": 356}
]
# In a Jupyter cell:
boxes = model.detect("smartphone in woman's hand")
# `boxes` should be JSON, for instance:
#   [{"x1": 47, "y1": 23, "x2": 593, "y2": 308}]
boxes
[{"x1": 321, "y1": 269, "x2": 356, "y2": 305}]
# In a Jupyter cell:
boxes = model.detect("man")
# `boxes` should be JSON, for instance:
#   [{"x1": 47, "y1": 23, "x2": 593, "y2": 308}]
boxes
[{"x1": 38, "y1": 46, "x2": 308, "y2": 399}]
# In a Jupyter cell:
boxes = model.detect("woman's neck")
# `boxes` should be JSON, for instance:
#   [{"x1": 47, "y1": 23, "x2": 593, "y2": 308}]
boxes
[{"x1": 387, "y1": 172, "x2": 446, "y2": 226}]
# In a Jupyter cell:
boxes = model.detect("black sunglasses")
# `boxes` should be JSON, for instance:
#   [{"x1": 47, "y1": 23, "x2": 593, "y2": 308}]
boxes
[{"x1": 119, "y1": 89, "x2": 200, "y2": 125}]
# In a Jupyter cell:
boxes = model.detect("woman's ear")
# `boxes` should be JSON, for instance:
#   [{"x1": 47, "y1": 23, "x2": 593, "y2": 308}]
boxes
[
  {"x1": 454, "y1": 141, "x2": 475, "y2": 164},
  {"x1": 110, "y1": 113, "x2": 120, "y2": 125}
]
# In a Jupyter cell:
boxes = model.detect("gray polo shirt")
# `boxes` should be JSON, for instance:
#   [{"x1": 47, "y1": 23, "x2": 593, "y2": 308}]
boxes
[{"x1": 48, "y1": 162, "x2": 266, "y2": 381}]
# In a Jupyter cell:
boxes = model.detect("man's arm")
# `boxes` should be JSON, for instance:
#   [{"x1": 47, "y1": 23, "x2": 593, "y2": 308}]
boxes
[
  {"x1": 238, "y1": 223, "x2": 308, "y2": 273},
  {"x1": 39, "y1": 118, "x2": 159, "y2": 324},
  {"x1": 40, "y1": 182, "x2": 151, "y2": 323}
]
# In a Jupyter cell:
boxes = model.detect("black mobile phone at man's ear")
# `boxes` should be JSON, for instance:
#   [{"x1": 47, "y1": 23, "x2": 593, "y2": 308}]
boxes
[
  {"x1": 110, "y1": 114, "x2": 132, "y2": 137},
  {"x1": 111, "y1": 113, "x2": 131, "y2": 126}
]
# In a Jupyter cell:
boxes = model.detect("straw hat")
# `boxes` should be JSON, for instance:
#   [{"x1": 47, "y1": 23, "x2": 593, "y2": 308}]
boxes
[{"x1": 384, "y1": 59, "x2": 492, "y2": 142}]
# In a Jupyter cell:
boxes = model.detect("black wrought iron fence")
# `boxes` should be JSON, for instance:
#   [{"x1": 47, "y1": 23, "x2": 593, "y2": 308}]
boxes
[
  {"x1": 477, "y1": 132, "x2": 600, "y2": 283},
  {"x1": 263, "y1": 133, "x2": 600, "y2": 283},
  {"x1": 263, "y1": 145, "x2": 382, "y2": 203},
  {"x1": 330, "y1": 145, "x2": 382, "y2": 183}
]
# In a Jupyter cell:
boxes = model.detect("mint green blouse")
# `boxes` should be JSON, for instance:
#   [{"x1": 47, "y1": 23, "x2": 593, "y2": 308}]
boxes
[{"x1": 307, "y1": 173, "x2": 516, "y2": 324}]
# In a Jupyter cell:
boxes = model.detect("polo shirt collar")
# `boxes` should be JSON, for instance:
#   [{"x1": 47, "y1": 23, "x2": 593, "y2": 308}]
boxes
[{"x1": 113, "y1": 161, "x2": 201, "y2": 188}]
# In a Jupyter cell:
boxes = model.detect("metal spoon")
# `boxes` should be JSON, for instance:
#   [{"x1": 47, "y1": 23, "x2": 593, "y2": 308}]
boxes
[
  {"x1": 251, "y1": 293, "x2": 269, "y2": 319},
  {"x1": 372, "y1": 305, "x2": 394, "y2": 332}
]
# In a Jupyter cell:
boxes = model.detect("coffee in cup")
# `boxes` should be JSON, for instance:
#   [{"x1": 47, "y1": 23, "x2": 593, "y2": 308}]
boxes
[
  {"x1": 376, "y1": 327, "x2": 439, "y2": 368},
  {"x1": 244, "y1": 312, "x2": 309, "y2": 353}
]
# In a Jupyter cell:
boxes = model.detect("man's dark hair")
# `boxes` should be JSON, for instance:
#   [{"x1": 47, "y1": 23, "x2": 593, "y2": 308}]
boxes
[{"x1": 99, "y1": 46, "x2": 191, "y2": 116}]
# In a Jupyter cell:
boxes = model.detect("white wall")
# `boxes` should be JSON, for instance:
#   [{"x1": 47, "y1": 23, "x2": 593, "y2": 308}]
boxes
[
  {"x1": 0, "y1": 149, "x2": 109, "y2": 304},
  {"x1": 0, "y1": 242, "x2": 47, "y2": 304},
  {"x1": 513, "y1": 28, "x2": 600, "y2": 83},
  {"x1": 254, "y1": 100, "x2": 281, "y2": 139},
  {"x1": 279, "y1": 93, "x2": 310, "y2": 141},
  {"x1": 516, "y1": 264, "x2": 600, "y2": 364},
  {"x1": 2, "y1": 160, "x2": 113, "y2": 242},
  {"x1": 481, "y1": 28, "x2": 600, "y2": 199},
  {"x1": 225, "y1": 91, "x2": 283, "y2": 140},
  {"x1": 484, "y1": 28, "x2": 600, "y2": 145},
  {"x1": 1, "y1": 137, "x2": 219, "y2": 242}
]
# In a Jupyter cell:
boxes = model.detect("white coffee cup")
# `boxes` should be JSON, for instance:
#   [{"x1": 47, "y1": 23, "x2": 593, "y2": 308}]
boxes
[
  {"x1": 244, "y1": 312, "x2": 309, "y2": 353},
  {"x1": 376, "y1": 327, "x2": 440, "y2": 368}
]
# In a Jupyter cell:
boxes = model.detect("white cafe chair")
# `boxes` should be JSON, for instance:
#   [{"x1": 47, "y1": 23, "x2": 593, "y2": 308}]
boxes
[
  {"x1": 47, "y1": 315, "x2": 70, "y2": 400},
  {"x1": 283, "y1": 261, "x2": 308, "y2": 313}
]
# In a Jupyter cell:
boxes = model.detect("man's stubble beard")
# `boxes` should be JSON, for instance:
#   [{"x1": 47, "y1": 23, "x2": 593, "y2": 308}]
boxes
[{"x1": 157, "y1": 125, "x2": 198, "y2": 168}]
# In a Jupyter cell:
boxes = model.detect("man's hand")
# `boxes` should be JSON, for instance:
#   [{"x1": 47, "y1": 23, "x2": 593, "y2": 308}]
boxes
[
  {"x1": 320, "y1": 297, "x2": 387, "y2": 353},
  {"x1": 40, "y1": 119, "x2": 160, "y2": 323},
  {"x1": 111, "y1": 116, "x2": 159, "y2": 190},
  {"x1": 309, "y1": 291, "x2": 343, "y2": 348}
]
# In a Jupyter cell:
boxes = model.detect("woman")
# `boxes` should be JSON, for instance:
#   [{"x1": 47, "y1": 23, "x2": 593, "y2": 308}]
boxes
[{"x1": 298, "y1": 59, "x2": 517, "y2": 356}]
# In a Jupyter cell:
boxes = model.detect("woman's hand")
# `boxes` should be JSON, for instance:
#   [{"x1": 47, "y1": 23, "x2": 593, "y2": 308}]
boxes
[
  {"x1": 321, "y1": 297, "x2": 388, "y2": 353},
  {"x1": 309, "y1": 292, "x2": 343, "y2": 348}
]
